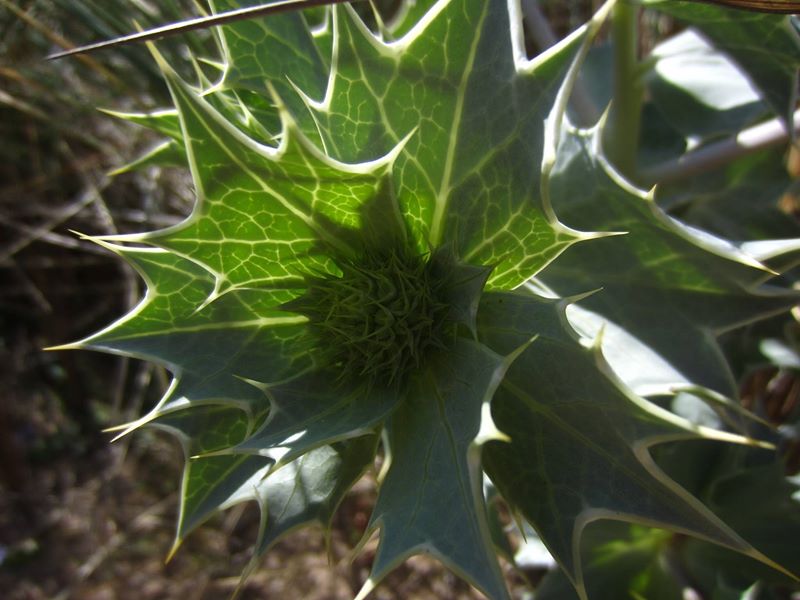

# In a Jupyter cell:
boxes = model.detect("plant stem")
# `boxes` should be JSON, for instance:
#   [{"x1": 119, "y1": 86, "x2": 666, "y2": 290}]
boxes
[
  {"x1": 641, "y1": 109, "x2": 800, "y2": 185},
  {"x1": 605, "y1": 1, "x2": 643, "y2": 180}
]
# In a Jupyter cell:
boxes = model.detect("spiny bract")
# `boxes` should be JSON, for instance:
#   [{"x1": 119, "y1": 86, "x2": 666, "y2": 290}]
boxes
[
  {"x1": 65, "y1": 0, "x2": 799, "y2": 598},
  {"x1": 287, "y1": 247, "x2": 455, "y2": 386}
]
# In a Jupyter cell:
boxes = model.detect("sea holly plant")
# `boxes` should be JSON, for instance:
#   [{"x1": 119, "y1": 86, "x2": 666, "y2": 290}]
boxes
[{"x1": 54, "y1": 0, "x2": 800, "y2": 598}]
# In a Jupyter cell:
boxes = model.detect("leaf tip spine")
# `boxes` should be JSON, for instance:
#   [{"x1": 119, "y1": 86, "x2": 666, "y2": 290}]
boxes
[
  {"x1": 165, "y1": 538, "x2": 182, "y2": 565},
  {"x1": 475, "y1": 401, "x2": 510, "y2": 446},
  {"x1": 353, "y1": 578, "x2": 377, "y2": 600},
  {"x1": 42, "y1": 341, "x2": 81, "y2": 352}
]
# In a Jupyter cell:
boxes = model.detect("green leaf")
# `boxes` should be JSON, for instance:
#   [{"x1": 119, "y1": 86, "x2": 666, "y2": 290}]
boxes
[
  {"x1": 540, "y1": 126, "x2": 797, "y2": 397},
  {"x1": 534, "y1": 523, "x2": 681, "y2": 600},
  {"x1": 306, "y1": 1, "x2": 594, "y2": 286},
  {"x1": 150, "y1": 403, "x2": 272, "y2": 546},
  {"x1": 250, "y1": 434, "x2": 377, "y2": 560},
  {"x1": 645, "y1": 0, "x2": 800, "y2": 126},
  {"x1": 384, "y1": 0, "x2": 438, "y2": 39},
  {"x1": 105, "y1": 107, "x2": 183, "y2": 140},
  {"x1": 175, "y1": 454, "x2": 272, "y2": 545},
  {"x1": 485, "y1": 482, "x2": 517, "y2": 565},
  {"x1": 646, "y1": 28, "x2": 768, "y2": 141},
  {"x1": 656, "y1": 147, "x2": 798, "y2": 243},
  {"x1": 109, "y1": 0, "x2": 604, "y2": 290},
  {"x1": 154, "y1": 403, "x2": 253, "y2": 455},
  {"x1": 136, "y1": 53, "x2": 400, "y2": 292},
  {"x1": 232, "y1": 372, "x2": 400, "y2": 466},
  {"x1": 357, "y1": 339, "x2": 512, "y2": 600},
  {"x1": 682, "y1": 460, "x2": 800, "y2": 588},
  {"x1": 478, "y1": 290, "x2": 772, "y2": 599},
  {"x1": 212, "y1": 0, "x2": 328, "y2": 96},
  {"x1": 110, "y1": 139, "x2": 186, "y2": 174},
  {"x1": 211, "y1": 0, "x2": 329, "y2": 142},
  {"x1": 74, "y1": 243, "x2": 310, "y2": 425},
  {"x1": 535, "y1": 443, "x2": 800, "y2": 600},
  {"x1": 563, "y1": 302, "x2": 694, "y2": 396},
  {"x1": 645, "y1": 437, "x2": 800, "y2": 595}
]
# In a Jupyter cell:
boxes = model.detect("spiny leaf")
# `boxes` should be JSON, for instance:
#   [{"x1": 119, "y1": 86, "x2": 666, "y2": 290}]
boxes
[
  {"x1": 153, "y1": 59, "x2": 403, "y2": 289},
  {"x1": 250, "y1": 434, "x2": 377, "y2": 560},
  {"x1": 357, "y1": 338, "x2": 512, "y2": 600},
  {"x1": 305, "y1": 1, "x2": 595, "y2": 284},
  {"x1": 646, "y1": 29, "x2": 769, "y2": 142},
  {"x1": 477, "y1": 290, "x2": 778, "y2": 599},
  {"x1": 154, "y1": 403, "x2": 253, "y2": 455},
  {"x1": 74, "y1": 243, "x2": 310, "y2": 424},
  {"x1": 534, "y1": 523, "x2": 679, "y2": 600},
  {"x1": 679, "y1": 453, "x2": 800, "y2": 587},
  {"x1": 645, "y1": 0, "x2": 800, "y2": 127},
  {"x1": 214, "y1": 0, "x2": 329, "y2": 91},
  {"x1": 231, "y1": 372, "x2": 400, "y2": 467},
  {"x1": 211, "y1": 0, "x2": 330, "y2": 142},
  {"x1": 540, "y1": 125, "x2": 798, "y2": 397},
  {"x1": 150, "y1": 403, "x2": 271, "y2": 546},
  {"x1": 383, "y1": 0, "x2": 438, "y2": 39},
  {"x1": 175, "y1": 454, "x2": 272, "y2": 545},
  {"x1": 656, "y1": 147, "x2": 799, "y2": 243},
  {"x1": 109, "y1": 139, "x2": 186, "y2": 174}
]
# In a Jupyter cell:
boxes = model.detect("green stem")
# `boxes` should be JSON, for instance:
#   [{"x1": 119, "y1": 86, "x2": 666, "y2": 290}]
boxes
[{"x1": 605, "y1": 1, "x2": 643, "y2": 180}]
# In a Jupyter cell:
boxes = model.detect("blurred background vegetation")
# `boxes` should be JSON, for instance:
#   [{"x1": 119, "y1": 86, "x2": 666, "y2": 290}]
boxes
[{"x1": 1, "y1": 1, "x2": 798, "y2": 599}]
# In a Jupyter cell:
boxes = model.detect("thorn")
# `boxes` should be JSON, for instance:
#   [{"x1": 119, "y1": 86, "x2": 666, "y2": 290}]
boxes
[
  {"x1": 354, "y1": 576, "x2": 378, "y2": 600},
  {"x1": 47, "y1": 0, "x2": 364, "y2": 60},
  {"x1": 165, "y1": 538, "x2": 182, "y2": 564}
]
